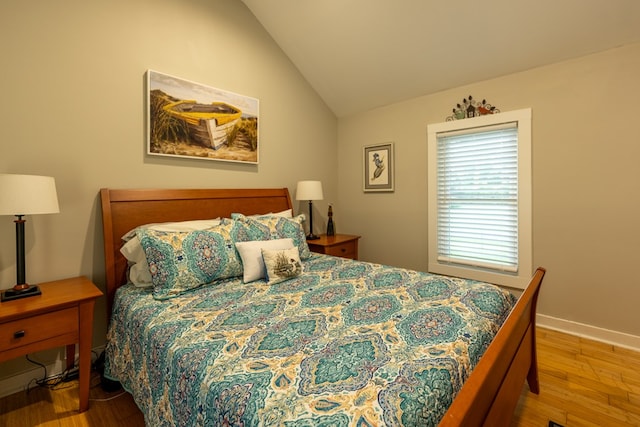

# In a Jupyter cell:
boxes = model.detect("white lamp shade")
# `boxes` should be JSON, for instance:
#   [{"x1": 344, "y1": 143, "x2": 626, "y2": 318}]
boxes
[
  {"x1": 0, "y1": 174, "x2": 60, "y2": 216},
  {"x1": 296, "y1": 181, "x2": 324, "y2": 201}
]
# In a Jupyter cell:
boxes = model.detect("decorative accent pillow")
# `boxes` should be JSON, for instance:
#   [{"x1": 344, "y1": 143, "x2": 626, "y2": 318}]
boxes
[
  {"x1": 232, "y1": 213, "x2": 311, "y2": 260},
  {"x1": 136, "y1": 219, "x2": 243, "y2": 300},
  {"x1": 262, "y1": 247, "x2": 303, "y2": 285},
  {"x1": 120, "y1": 218, "x2": 221, "y2": 287},
  {"x1": 235, "y1": 238, "x2": 294, "y2": 283}
]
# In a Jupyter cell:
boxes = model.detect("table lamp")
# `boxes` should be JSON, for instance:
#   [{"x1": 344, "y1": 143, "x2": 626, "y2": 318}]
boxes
[
  {"x1": 0, "y1": 174, "x2": 59, "y2": 302},
  {"x1": 296, "y1": 180, "x2": 323, "y2": 240}
]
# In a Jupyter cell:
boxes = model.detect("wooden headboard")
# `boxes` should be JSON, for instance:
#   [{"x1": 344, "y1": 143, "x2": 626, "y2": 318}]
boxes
[{"x1": 100, "y1": 187, "x2": 293, "y2": 316}]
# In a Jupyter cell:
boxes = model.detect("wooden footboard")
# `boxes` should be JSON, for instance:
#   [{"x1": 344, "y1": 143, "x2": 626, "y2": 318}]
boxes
[{"x1": 439, "y1": 267, "x2": 546, "y2": 426}]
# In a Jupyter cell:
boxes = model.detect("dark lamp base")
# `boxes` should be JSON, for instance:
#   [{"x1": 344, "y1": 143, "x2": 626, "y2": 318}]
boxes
[
  {"x1": 1, "y1": 284, "x2": 42, "y2": 302},
  {"x1": 306, "y1": 234, "x2": 320, "y2": 240}
]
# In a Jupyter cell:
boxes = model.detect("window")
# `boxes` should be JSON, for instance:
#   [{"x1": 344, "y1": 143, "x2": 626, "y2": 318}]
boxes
[{"x1": 427, "y1": 109, "x2": 532, "y2": 289}]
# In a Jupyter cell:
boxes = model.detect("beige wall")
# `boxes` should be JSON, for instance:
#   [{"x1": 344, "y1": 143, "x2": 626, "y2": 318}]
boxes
[
  {"x1": 0, "y1": 0, "x2": 337, "y2": 380},
  {"x1": 2, "y1": 0, "x2": 638, "y2": 387},
  {"x1": 338, "y1": 43, "x2": 640, "y2": 341}
]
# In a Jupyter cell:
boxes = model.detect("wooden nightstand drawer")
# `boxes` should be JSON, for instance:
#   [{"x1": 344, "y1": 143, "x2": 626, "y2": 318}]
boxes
[
  {"x1": 307, "y1": 234, "x2": 361, "y2": 260},
  {"x1": 323, "y1": 241, "x2": 357, "y2": 258},
  {"x1": 1, "y1": 307, "x2": 78, "y2": 353}
]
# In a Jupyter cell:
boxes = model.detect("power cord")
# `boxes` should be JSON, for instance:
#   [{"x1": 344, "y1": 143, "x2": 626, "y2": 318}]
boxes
[
  {"x1": 24, "y1": 350, "x2": 126, "y2": 400},
  {"x1": 25, "y1": 354, "x2": 80, "y2": 392}
]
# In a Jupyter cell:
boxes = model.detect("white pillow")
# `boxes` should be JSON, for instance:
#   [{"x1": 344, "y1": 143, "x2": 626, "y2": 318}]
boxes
[
  {"x1": 121, "y1": 218, "x2": 222, "y2": 241},
  {"x1": 235, "y1": 238, "x2": 294, "y2": 283},
  {"x1": 271, "y1": 208, "x2": 293, "y2": 217},
  {"x1": 120, "y1": 238, "x2": 154, "y2": 287},
  {"x1": 120, "y1": 218, "x2": 221, "y2": 287},
  {"x1": 243, "y1": 209, "x2": 293, "y2": 219}
]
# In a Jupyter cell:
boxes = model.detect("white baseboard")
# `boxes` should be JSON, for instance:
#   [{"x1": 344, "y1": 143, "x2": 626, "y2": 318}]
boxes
[
  {"x1": 537, "y1": 314, "x2": 640, "y2": 352},
  {"x1": 0, "y1": 346, "x2": 104, "y2": 399}
]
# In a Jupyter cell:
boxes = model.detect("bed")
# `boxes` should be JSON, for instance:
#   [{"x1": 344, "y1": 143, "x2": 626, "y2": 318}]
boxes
[{"x1": 100, "y1": 187, "x2": 545, "y2": 426}]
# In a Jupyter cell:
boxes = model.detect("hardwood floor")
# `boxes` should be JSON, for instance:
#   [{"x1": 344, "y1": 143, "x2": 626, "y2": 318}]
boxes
[
  {"x1": 1, "y1": 328, "x2": 638, "y2": 426},
  {"x1": 512, "y1": 328, "x2": 640, "y2": 427},
  {"x1": 0, "y1": 373, "x2": 144, "y2": 427}
]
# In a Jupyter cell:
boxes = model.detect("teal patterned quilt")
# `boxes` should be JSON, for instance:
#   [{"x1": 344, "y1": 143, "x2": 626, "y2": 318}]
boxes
[{"x1": 105, "y1": 254, "x2": 516, "y2": 426}]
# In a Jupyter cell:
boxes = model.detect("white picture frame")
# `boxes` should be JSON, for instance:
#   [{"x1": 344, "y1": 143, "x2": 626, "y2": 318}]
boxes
[{"x1": 147, "y1": 70, "x2": 259, "y2": 164}]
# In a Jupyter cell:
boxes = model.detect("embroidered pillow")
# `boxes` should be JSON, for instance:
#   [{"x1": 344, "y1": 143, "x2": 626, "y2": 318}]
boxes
[
  {"x1": 232, "y1": 213, "x2": 311, "y2": 260},
  {"x1": 262, "y1": 247, "x2": 303, "y2": 285},
  {"x1": 235, "y1": 238, "x2": 294, "y2": 283},
  {"x1": 136, "y1": 219, "x2": 243, "y2": 300}
]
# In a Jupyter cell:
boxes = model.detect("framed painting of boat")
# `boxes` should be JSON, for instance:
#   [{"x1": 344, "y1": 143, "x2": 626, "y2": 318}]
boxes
[
  {"x1": 146, "y1": 70, "x2": 259, "y2": 164},
  {"x1": 363, "y1": 142, "x2": 394, "y2": 192}
]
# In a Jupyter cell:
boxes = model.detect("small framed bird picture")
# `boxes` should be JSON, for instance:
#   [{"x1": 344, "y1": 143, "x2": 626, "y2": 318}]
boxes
[{"x1": 363, "y1": 142, "x2": 394, "y2": 192}]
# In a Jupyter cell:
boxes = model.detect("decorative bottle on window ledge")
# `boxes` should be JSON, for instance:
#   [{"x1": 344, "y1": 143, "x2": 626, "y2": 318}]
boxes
[{"x1": 326, "y1": 204, "x2": 335, "y2": 236}]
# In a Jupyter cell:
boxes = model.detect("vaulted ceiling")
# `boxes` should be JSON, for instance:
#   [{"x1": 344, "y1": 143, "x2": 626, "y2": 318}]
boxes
[{"x1": 241, "y1": 0, "x2": 640, "y2": 117}]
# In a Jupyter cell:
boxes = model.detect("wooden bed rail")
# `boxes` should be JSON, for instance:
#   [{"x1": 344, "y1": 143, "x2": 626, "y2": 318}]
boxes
[{"x1": 439, "y1": 267, "x2": 546, "y2": 426}]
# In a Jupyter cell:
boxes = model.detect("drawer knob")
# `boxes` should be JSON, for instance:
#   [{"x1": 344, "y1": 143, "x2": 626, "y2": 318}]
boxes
[{"x1": 13, "y1": 330, "x2": 25, "y2": 339}]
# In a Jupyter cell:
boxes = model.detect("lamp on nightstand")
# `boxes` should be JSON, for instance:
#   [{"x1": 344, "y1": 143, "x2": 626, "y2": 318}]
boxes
[
  {"x1": 296, "y1": 180, "x2": 323, "y2": 240},
  {"x1": 0, "y1": 174, "x2": 59, "y2": 302}
]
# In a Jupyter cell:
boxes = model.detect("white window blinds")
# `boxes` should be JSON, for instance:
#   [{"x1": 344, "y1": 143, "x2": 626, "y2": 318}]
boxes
[{"x1": 436, "y1": 122, "x2": 519, "y2": 272}]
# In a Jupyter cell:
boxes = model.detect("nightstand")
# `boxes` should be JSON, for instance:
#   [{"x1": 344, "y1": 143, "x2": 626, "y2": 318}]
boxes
[
  {"x1": 0, "y1": 276, "x2": 102, "y2": 412},
  {"x1": 307, "y1": 234, "x2": 361, "y2": 260}
]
